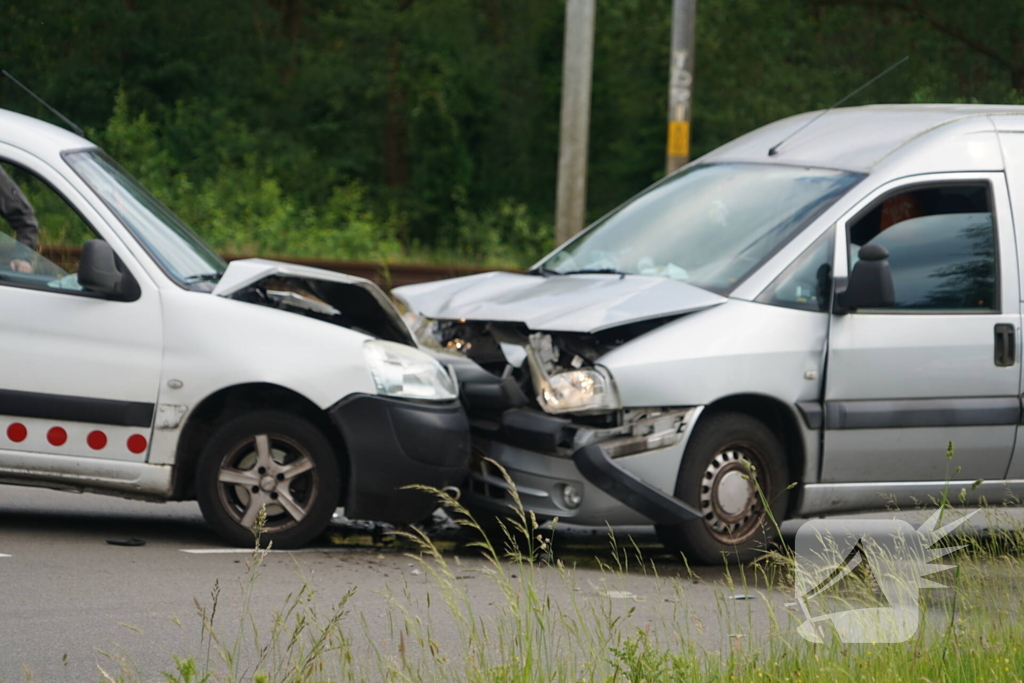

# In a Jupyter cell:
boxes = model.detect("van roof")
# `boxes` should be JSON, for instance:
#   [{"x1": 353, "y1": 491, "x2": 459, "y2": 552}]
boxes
[
  {"x1": 702, "y1": 104, "x2": 1024, "y2": 173},
  {"x1": 0, "y1": 107, "x2": 94, "y2": 158}
]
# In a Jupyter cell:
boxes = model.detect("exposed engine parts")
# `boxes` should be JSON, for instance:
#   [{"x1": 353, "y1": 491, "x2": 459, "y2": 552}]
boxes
[
  {"x1": 419, "y1": 315, "x2": 692, "y2": 458},
  {"x1": 233, "y1": 275, "x2": 415, "y2": 345}
]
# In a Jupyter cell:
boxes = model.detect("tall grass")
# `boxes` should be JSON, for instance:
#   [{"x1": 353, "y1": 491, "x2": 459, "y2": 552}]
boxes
[{"x1": 99, "y1": 463, "x2": 1024, "y2": 683}]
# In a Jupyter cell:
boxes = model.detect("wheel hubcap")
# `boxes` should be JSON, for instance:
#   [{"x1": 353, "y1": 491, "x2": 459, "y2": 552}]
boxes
[
  {"x1": 716, "y1": 469, "x2": 752, "y2": 515},
  {"x1": 699, "y1": 448, "x2": 767, "y2": 543},
  {"x1": 216, "y1": 434, "x2": 318, "y2": 534}
]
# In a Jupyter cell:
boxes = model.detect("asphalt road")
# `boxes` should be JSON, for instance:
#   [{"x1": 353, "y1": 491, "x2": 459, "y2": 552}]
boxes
[
  {"x1": 0, "y1": 485, "x2": 1017, "y2": 681},
  {"x1": 0, "y1": 485, "x2": 772, "y2": 681}
]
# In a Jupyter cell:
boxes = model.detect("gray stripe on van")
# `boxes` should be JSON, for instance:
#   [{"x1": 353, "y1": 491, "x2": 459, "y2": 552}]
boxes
[{"x1": 821, "y1": 397, "x2": 1020, "y2": 430}]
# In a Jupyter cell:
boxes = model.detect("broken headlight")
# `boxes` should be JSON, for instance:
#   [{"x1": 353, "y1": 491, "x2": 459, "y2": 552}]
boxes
[
  {"x1": 536, "y1": 366, "x2": 620, "y2": 414},
  {"x1": 392, "y1": 297, "x2": 439, "y2": 349},
  {"x1": 363, "y1": 340, "x2": 458, "y2": 401}
]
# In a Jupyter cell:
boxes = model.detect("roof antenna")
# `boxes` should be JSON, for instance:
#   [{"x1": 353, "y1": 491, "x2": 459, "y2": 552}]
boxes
[
  {"x1": 2, "y1": 69, "x2": 86, "y2": 138},
  {"x1": 768, "y1": 55, "x2": 908, "y2": 157}
]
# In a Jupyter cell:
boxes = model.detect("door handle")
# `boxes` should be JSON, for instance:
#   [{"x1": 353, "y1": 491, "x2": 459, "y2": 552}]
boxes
[{"x1": 995, "y1": 324, "x2": 1016, "y2": 367}]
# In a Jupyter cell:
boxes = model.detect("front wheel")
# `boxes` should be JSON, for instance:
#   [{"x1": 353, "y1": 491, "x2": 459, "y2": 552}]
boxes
[
  {"x1": 195, "y1": 410, "x2": 342, "y2": 548},
  {"x1": 656, "y1": 411, "x2": 790, "y2": 565}
]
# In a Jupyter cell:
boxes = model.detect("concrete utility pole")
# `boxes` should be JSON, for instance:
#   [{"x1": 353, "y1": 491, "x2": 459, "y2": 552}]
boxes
[
  {"x1": 554, "y1": 0, "x2": 596, "y2": 246},
  {"x1": 666, "y1": 0, "x2": 696, "y2": 174}
]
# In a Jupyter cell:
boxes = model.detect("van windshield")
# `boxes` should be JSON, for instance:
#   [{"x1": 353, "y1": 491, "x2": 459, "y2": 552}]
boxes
[
  {"x1": 540, "y1": 163, "x2": 862, "y2": 294},
  {"x1": 65, "y1": 150, "x2": 226, "y2": 289}
]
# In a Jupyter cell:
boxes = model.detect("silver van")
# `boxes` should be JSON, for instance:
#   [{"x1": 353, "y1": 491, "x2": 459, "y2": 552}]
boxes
[{"x1": 395, "y1": 105, "x2": 1024, "y2": 563}]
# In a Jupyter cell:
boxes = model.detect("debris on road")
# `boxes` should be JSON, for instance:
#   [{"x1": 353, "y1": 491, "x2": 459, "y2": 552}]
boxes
[
  {"x1": 599, "y1": 588, "x2": 645, "y2": 601},
  {"x1": 106, "y1": 538, "x2": 146, "y2": 547}
]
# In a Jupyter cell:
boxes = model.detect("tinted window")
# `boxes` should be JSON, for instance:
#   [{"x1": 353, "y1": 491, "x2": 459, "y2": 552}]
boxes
[
  {"x1": 869, "y1": 213, "x2": 995, "y2": 310},
  {"x1": 848, "y1": 184, "x2": 995, "y2": 311},
  {"x1": 758, "y1": 228, "x2": 834, "y2": 312}
]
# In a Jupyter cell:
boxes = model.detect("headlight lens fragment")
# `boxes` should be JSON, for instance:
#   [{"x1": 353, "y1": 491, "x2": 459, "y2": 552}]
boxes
[{"x1": 363, "y1": 340, "x2": 458, "y2": 401}]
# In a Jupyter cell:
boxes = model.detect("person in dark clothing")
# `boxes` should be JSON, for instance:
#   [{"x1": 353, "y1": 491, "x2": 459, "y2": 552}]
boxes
[{"x1": 0, "y1": 165, "x2": 39, "y2": 272}]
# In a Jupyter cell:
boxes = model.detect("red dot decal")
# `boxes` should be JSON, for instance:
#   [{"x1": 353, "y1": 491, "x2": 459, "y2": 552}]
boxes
[
  {"x1": 6, "y1": 423, "x2": 27, "y2": 443},
  {"x1": 127, "y1": 434, "x2": 148, "y2": 454},
  {"x1": 87, "y1": 431, "x2": 108, "y2": 450},
  {"x1": 47, "y1": 427, "x2": 68, "y2": 447}
]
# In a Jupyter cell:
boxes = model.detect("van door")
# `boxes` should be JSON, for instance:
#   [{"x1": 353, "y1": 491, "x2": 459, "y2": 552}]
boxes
[
  {"x1": 822, "y1": 173, "x2": 1020, "y2": 484},
  {"x1": 994, "y1": 122, "x2": 1024, "y2": 480},
  {"x1": 0, "y1": 148, "x2": 162, "y2": 465}
]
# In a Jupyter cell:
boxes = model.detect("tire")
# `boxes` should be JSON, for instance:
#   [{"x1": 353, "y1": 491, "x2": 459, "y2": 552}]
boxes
[
  {"x1": 656, "y1": 411, "x2": 790, "y2": 565},
  {"x1": 195, "y1": 410, "x2": 342, "y2": 549}
]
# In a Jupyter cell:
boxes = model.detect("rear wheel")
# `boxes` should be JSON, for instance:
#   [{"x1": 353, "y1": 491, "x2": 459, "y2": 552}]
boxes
[
  {"x1": 195, "y1": 410, "x2": 341, "y2": 548},
  {"x1": 656, "y1": 411, "x2": 789, "y2": 565}
]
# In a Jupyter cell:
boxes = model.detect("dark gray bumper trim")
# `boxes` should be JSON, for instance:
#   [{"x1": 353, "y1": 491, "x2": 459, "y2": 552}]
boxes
[
  {"x1": 823, "y1": 396, "x2": 1021, "y2": 430},
  {"x1": 572, "y1": 444, "x2": 701, "y2": 524},
  {"x1": 796, "y1": 401, "x2": 823, "y2": 430},
  {"x1": 0, "y1": 388, "x2": 153, "y2": 427}
]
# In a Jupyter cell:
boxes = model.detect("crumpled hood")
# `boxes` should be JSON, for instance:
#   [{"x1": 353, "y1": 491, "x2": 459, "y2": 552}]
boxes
[
  {"x1": 212, "y1": 258, "x2": 377, "y2": 296},
  {"x1": 212, "y1": 258, "x2": 415, "y2": 346},
  {"x1": 393, "y1": 271, "x2": 727, "y2": 334}
]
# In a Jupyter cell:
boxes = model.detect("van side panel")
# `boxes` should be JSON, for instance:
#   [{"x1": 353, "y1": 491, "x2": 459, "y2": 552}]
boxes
[
  {"x1": 599, "y1": 300, "x2": 826, "y2": 485},
  {"x1": 994, "y1": 121, "x2": 1024, "y2": 479}
]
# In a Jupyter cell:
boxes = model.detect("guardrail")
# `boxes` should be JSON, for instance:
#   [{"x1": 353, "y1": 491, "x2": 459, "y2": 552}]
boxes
[{"x1": 39, "y1": 245, "x2": 505, "y2": 289}]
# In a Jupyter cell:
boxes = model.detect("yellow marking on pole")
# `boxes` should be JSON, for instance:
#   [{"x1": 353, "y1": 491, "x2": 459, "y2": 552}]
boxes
[{"x1": 668, "y1": 120, "x2": 690, "y2": 158}]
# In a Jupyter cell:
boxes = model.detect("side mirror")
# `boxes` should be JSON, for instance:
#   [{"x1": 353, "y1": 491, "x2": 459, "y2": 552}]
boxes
[
  {"x1": 79, "y1": 239, "x2": 129, "y2": 297},
  {"x1": 840, "y1": 244, "x2": 895, "y2": 311}
]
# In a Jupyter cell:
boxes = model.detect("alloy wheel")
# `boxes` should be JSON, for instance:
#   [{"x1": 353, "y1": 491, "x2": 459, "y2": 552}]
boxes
[{"x1": 215, "y1": 433, "x2": 319, "y2": 533}]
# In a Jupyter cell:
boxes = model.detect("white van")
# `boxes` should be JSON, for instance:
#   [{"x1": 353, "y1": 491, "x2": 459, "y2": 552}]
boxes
[
  {"x1": 396, "y1": 105, "x2": 1024, "y2": 563},
  {"x1": 0, "y1": 108, "x2": 470, "y2": 548}
]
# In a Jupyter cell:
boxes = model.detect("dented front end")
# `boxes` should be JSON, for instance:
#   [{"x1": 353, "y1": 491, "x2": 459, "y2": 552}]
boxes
[
  {"x1": 405, "y1": 316, "x2": 703, "y2": 525},
  {"x1": 210, "y1": 259, "x2": 469, "y2": 524}
]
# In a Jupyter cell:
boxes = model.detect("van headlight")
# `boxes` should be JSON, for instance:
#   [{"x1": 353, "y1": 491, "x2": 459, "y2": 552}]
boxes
[
  {"x1": 363, "y1": 340, "x2": 458, "y2": 401},
  {"x1": 536, "y1": 366, "x2": 620, "y2": 414}
]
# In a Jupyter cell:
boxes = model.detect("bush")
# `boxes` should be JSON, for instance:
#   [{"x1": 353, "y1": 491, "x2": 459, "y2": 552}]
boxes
[{"x1": 79, "y1": 91, "x2": 549, "y2": 268}]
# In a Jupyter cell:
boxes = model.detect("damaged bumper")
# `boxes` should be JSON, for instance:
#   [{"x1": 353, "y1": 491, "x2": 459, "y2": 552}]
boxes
[
  {"x1": 397, "y1": 313, "x2": 704, "y2": 526},
  {"x1": 465, "y1": 406, "x2": 703, "y2": 526},
  {"x1": 329, "y1": 394, "x2": 471, "y2": 524}
]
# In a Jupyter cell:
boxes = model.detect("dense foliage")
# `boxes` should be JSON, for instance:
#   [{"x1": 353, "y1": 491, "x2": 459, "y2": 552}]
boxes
[{"x1": 2, "y1": 0, "x2": 1022, "y2": 266}]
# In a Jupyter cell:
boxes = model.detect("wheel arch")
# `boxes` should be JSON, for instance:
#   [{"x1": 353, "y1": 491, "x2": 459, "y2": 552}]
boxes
[
  {"x1": 697, "y1": 393, "x2": 806, "y2": 516},
  {"x1": 171, "y1": 383, "x2": 348, "y2": 501}
]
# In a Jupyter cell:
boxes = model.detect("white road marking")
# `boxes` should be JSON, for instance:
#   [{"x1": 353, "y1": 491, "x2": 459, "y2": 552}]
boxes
[
  {"x1": 180, "y1": 548, "x2": 350, "y2": 554},
  {"x1": 0, "y1": 554, "x2": 11, "y2": 558}
]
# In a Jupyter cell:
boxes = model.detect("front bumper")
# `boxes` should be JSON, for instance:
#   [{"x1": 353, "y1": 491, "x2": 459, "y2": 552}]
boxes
[
  {"x1": 329, "y1": 394, "x2": 470, "y2": 524},
  {"x1": 463, "y1": 407, "x2": 702, "y2": 526}
]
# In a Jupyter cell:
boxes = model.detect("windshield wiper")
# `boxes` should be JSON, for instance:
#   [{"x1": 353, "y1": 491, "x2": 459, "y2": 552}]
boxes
[
  {"x1": 184, "y1": 272, "x2": 224, "y2": 283},
  {"x1": 551, "y1": 268, "x2": 628, "y2": 276}
]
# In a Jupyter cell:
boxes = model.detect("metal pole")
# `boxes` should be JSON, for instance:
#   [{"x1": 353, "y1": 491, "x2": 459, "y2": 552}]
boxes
[
  {"x1": 554, "y1": 0, "x2": 596, "y2": 246},
  {"x1": 666, "y1": 0, "x2": 696, "y2": 174}
]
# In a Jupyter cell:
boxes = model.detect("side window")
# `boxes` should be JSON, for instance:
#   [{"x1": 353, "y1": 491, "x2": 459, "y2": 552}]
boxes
[
  {"x1": 848, "y1": 184, "x2": 995, "y2": 310},
  {"x1": 758, "y1": 228, "x2": 834, "y2": 312},
  {"x1": 0, "y1": 161, "x2": 98, "y2": 292}
]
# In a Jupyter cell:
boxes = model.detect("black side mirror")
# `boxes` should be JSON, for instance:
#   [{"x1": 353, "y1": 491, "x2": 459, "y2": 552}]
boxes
[
  {"x1": 840, "y1": 244, "x2": 895, "y2": 311},
  {"x1": 79, "y1": 239, "x2": 135, "y2": 299}
]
